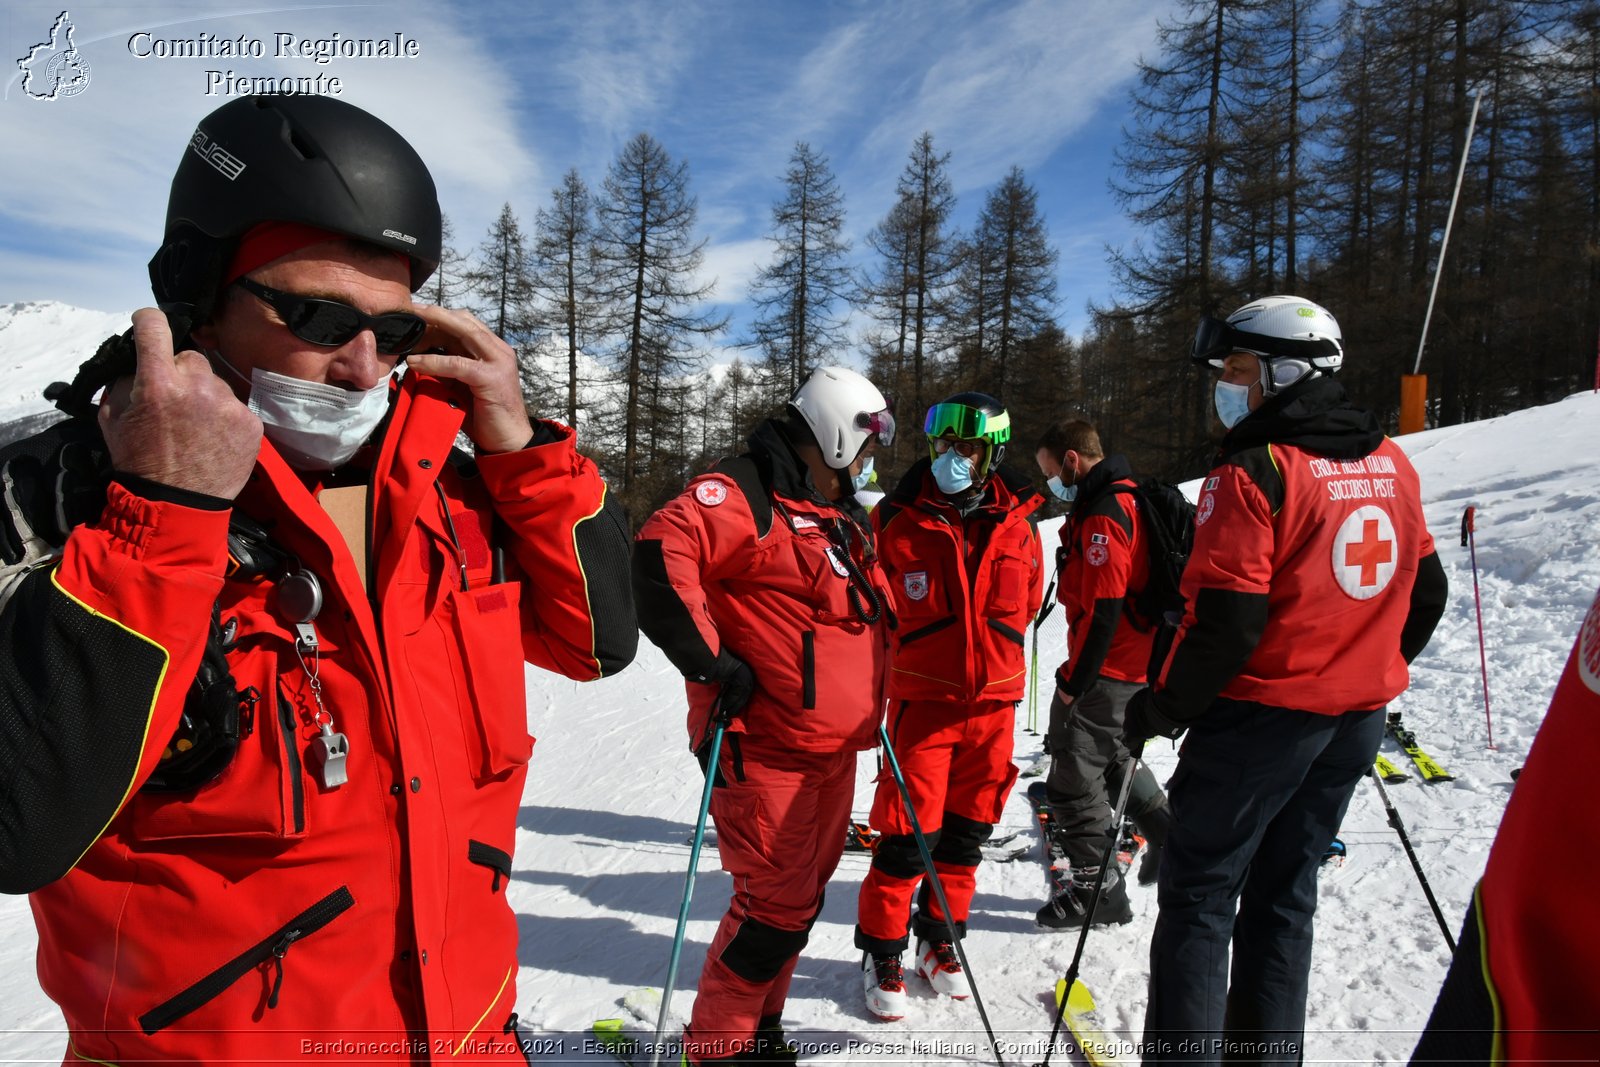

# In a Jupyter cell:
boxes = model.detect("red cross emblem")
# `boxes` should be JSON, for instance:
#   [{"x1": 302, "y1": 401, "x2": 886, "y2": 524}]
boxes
[
  {"x1": 1580, "y1": 588, "x2": 1600, "y2": 693},
  {"x1": 1331, "y1": 506, "x2": 1398, "y2": 601},
  {"x1": 1344, "y1": 519, "x2": 1394, "y2": 587}
]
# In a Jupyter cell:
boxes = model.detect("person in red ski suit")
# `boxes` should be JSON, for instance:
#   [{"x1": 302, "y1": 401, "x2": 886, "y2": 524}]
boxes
[
  {"x1": 0, "y1": 95, "x2": 636, "y2": 1065},
  {"x1": 855, "y1": 392, "x2": 1044, "y2": 1021},
  {"x1": 632, "y1": 366, "x2": 895, "y2": 1066},
  {"x1": 1032, "y1": 419, "x2": 1171, "y2": 929},
  {"x1": 1411, "y1": 581, "x2": 1600, "y2": 1064},
  {"x1": 1127, "y1": 296, "x2": 1448, "y2": 1065}
]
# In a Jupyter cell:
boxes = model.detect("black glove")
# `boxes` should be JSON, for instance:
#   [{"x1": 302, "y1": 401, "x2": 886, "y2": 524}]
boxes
[
  {"x1": 700, "y1": 649, "x2": 756, "y2": 725},
  {"x1": 1124, "y1": 686, "x2": 1187, "y2": 749}
]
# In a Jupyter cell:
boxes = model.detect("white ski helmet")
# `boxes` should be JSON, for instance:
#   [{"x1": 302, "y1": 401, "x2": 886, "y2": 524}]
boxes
[
  {"x1": 789, "y1": 366, "x2": 895, "y2": 469},
  {"x1": 1191, "y1": 295, "x2": 1343, "y2": 395}
]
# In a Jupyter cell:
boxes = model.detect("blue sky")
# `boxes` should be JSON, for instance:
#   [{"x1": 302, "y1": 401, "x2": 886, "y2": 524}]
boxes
[{"x1": 1, "y1": 0, "x2": 1178, "y2": 351}]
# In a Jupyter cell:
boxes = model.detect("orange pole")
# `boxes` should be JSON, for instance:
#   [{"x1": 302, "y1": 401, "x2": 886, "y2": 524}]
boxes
[{"x1": 1399, "y1": 374, "x2": 1428, "y2": 435}]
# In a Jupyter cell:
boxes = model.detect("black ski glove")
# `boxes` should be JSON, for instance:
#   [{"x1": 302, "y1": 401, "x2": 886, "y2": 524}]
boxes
[
  {"x1": 699, "y1": 649, "x2": 756, "y2": 725},
  {"x1": 1124, "y1": 686, "x2": 1187, "y2": 750}
]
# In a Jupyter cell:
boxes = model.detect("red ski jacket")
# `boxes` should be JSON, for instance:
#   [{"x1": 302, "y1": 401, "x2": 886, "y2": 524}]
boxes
[
  {"x1": 2, "y1": 371, "x2": 635, "y2": 1064},
  {"x1": 633, "y1": 419, "x2": 890, "y2": 754},
  {"x1": 1148, "y1": 379, "x2": 1446, "y2": 727},
  {"x1": 873, "y1": 461, "x2": 1044, "y2": 703},
  {"x1": 1054, "y1": 455, "x2": 1154, "y2": 694},
  {"x1": 1476, "y1": 582, "x2": 1600, "y2": 1062}
]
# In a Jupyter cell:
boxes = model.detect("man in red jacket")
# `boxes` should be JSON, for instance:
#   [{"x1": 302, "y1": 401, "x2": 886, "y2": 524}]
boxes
[
  {"x1": 1411, "y1": 581, "x2": 1600, "y2": 1064},
  {"x1": 1127, "y1": 295, "x2": 1448, "y2": 1065},
  {"x1": 854, "y1": 393, "x2": 1044, "y2": 1020},
  {"x1": 1032, "y1": 420, "x2": 1171, "y2": 929},
  {"x1": 633, "y1": 367, "x2": 894, "y2": 1065},
  {"x1": 0, "y1": 95, "x2": 636, "y2": 1064}
]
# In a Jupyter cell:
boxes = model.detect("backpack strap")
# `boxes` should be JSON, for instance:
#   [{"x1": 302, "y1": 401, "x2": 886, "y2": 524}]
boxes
[{"x1": 709, "y1": 455, "x2": 773, "y2": 539}]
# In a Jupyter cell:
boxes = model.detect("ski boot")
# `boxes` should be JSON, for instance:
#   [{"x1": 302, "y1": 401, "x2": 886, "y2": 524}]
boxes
[
  {"x1": 914, "y1": 937, "x2": 971, "y2": 999},
  {"x1": 751, "y1": 1014, "x2": 799, "y2": 1064},
  {"x1": 862, "y1": 952, "x2": 907, "y2": 1020},
  {"x1": 1036, "y1": 865, "x2": 1134, "y2": 929}
]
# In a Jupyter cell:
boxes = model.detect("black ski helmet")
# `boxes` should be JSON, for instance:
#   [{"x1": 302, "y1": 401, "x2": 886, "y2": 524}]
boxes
[
  {"x1": 149, "y1": 94, "x2": 442, "y2": 319},
  {"x1": 924, "y1": 390, "x2": 1010, "y2": 478}
]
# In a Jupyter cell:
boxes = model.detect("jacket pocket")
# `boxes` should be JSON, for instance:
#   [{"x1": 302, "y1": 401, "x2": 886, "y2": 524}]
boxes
[
  {"x1": 445, "y1": 583, "x2": 535, "y2": 782},
  {"x1": 801, "y1": 631, "x2": 816, "y2": 710},
  {"x1": 899, "y1": 614, "x2": 958, "y2": 646},
  {"x1": 986, "y1": 617, "x2": 1026, "y2": 647},
  {"x1": 128, "y1": 654, "x2": 307, "y2": 842},
  {"x1": 985, "y1": 548, "x2": 1031, "y2": 617},
  {"x1": 138, "y1": 886, "x2": 354, "y2": 1034},
  {"x1": 469, "y1": 839, "x2": 513, "y2": 893}
]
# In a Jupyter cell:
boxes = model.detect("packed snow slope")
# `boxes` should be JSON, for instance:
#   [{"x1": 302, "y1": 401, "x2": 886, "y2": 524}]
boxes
[{"x1": 0, "y1": 342, "x2": 1595, "y2": 1062}]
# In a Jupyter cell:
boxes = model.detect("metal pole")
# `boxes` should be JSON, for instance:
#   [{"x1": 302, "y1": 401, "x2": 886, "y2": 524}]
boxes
[
  {"x1": 1460, "y1": 507, "x2": 1496, "y2": 750},
  {"x1": 877, "y1": 724, "x2": 1007, "y2": 1067},
  {"x1": 1413, "y1": 88, "x2": 1484, "y2": 376},
  {"x1": 1369, "y1": 767, "x2": 1457, "y2": 952},
  {"x1": 651, "y1": 719, "x2": 726, "y2": 1067},
  {"x1": 1035, "y1": 752, "x2": 1141, "y2": 1067}
]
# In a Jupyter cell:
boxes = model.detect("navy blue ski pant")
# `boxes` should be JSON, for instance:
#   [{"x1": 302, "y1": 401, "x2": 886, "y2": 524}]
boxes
[{"x1": 1141, "y1": 699, "x2": 1383, "y2": 1066}]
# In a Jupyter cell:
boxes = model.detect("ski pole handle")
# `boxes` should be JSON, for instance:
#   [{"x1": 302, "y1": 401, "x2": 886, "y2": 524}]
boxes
[{"x1": 1459, "y1": 505, "x2": 1475, "y2": 547}]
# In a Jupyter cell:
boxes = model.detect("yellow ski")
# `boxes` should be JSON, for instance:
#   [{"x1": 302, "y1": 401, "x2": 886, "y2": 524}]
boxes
[{"x1": 1054, "y1": 978, "x2": 1124, "y2": 1067}]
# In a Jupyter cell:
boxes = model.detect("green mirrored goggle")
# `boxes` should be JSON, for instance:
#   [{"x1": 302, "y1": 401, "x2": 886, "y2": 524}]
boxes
[{"x1": 923, "y1": 402, "x2": 1011, "y2": 444}]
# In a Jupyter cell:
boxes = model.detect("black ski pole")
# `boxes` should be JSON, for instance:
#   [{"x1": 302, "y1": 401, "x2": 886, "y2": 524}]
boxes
[
  {"x1": 1368, "y1": 767, "x2": 1457, "y2": 952},
  {"x1": 1035, "y1": 743, "x2": 1142, "y2": 1067},
  {"x1": 1026, "y1": 575, "x2": 1059, "y2": 736},
  {"x1": 877, "y1": 723, "x2": 1007, "y2": 1067}
]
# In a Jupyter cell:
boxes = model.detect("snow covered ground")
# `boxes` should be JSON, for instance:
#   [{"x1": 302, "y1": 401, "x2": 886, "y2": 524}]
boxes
[{"x1": 0, "y1": 302, "x2": 1596, "y2": 1063}]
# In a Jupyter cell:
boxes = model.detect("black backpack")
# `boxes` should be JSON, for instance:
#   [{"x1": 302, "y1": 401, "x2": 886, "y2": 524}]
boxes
[{"x1": 1104, "y1": 480, "x2": 1196, "y2": 677}]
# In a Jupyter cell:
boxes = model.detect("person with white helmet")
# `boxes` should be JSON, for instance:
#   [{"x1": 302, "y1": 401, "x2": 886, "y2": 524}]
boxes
[
  {"x1": 1125, "y1": 295, "x2": 1449, "y2": 1064},
  {"x1": 633, "y1": 366, "x2": 895, "y2": 1065},
  {"x1": 0, "y1": 94, "x2": 636, "y2": 1063}
]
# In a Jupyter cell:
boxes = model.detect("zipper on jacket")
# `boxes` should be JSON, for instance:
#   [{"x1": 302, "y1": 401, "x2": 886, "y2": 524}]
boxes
[
  {"x1": 801, "y1": 631, "x2": 816, "y2": 709},
  {"x1": 900, "y1": 615, "x2": 958, "y2": 645},
  {"x1": 276, "y1": 684, "x2": 306, "y2": 834},
  {"x1": 138, "y1": 886, "x2": 354, "y2": 1034},
  {"x1": 986, "y1": 618, "x2": 1026, "y2": 647},
  {"x1": 468, "y1": 840, "x2": 513, "y2": 893}
]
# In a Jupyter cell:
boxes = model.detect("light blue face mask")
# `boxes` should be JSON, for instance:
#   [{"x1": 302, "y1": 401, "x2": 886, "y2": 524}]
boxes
[
  {"x1": 1047, "y1": 474, "x2": 1078, "y2": 502},
  {"x1": 931, "y1": 450, "x2": 975, "y2": 495},
  {"x1": 852, "y1": 456, "x2": 875, "y2": 492},
  {"x1": 1214, "y1": 380, "x2": 1253, "y2": 429}
]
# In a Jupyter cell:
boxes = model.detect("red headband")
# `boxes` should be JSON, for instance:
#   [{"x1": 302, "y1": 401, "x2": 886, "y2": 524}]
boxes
[{"x1": 224, "y1": 221, "x2": 351, "y2": 285}]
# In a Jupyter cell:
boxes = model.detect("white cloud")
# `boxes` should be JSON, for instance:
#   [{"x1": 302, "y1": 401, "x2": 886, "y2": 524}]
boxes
[
  {"x1": 0, "y1": 4, "x2": 540, "y2": 305},
  {"x1": 860, "y1": 0, "x2": 1168, "y2": 193},
  {"x1": 696, "y1": 237, "x2": 769, "y2": 306}
]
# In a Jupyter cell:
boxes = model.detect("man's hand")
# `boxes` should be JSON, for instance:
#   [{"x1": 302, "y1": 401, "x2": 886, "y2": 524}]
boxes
[
  {"x1": 99, "y1": 309, "x2": 262, "y2": 500},
  {"x1": 404, "y1": 305, "x2": 535, "y2": 454},
  {"x1": 1055, "y1": 687, "x2": 1075, "y2": 708},
  {"x1": 700, "y1": 649, "x2": 756, "y2": 725},
  {"x1": 1125, "y1": 686, "x2": 1188, "y2": 747}
]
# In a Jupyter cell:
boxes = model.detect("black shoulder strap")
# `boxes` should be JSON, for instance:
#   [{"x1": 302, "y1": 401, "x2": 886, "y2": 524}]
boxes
[
  {"x1": 710, "y1": 455, "x2": 773, "y2": 538},
  {"x1": 1096, "y1": 482, "x2": 1140, "y2": 540}
]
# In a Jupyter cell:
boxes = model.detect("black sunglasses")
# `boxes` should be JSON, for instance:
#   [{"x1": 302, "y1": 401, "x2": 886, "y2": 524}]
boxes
[{"x1": 235, "y1": 276, "x2": 427, "y2": 356}]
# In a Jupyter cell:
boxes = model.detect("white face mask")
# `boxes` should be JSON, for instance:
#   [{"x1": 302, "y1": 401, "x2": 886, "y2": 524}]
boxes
[{"x1": 215, "y1": 353, "x2": 391, "y2": 471}]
